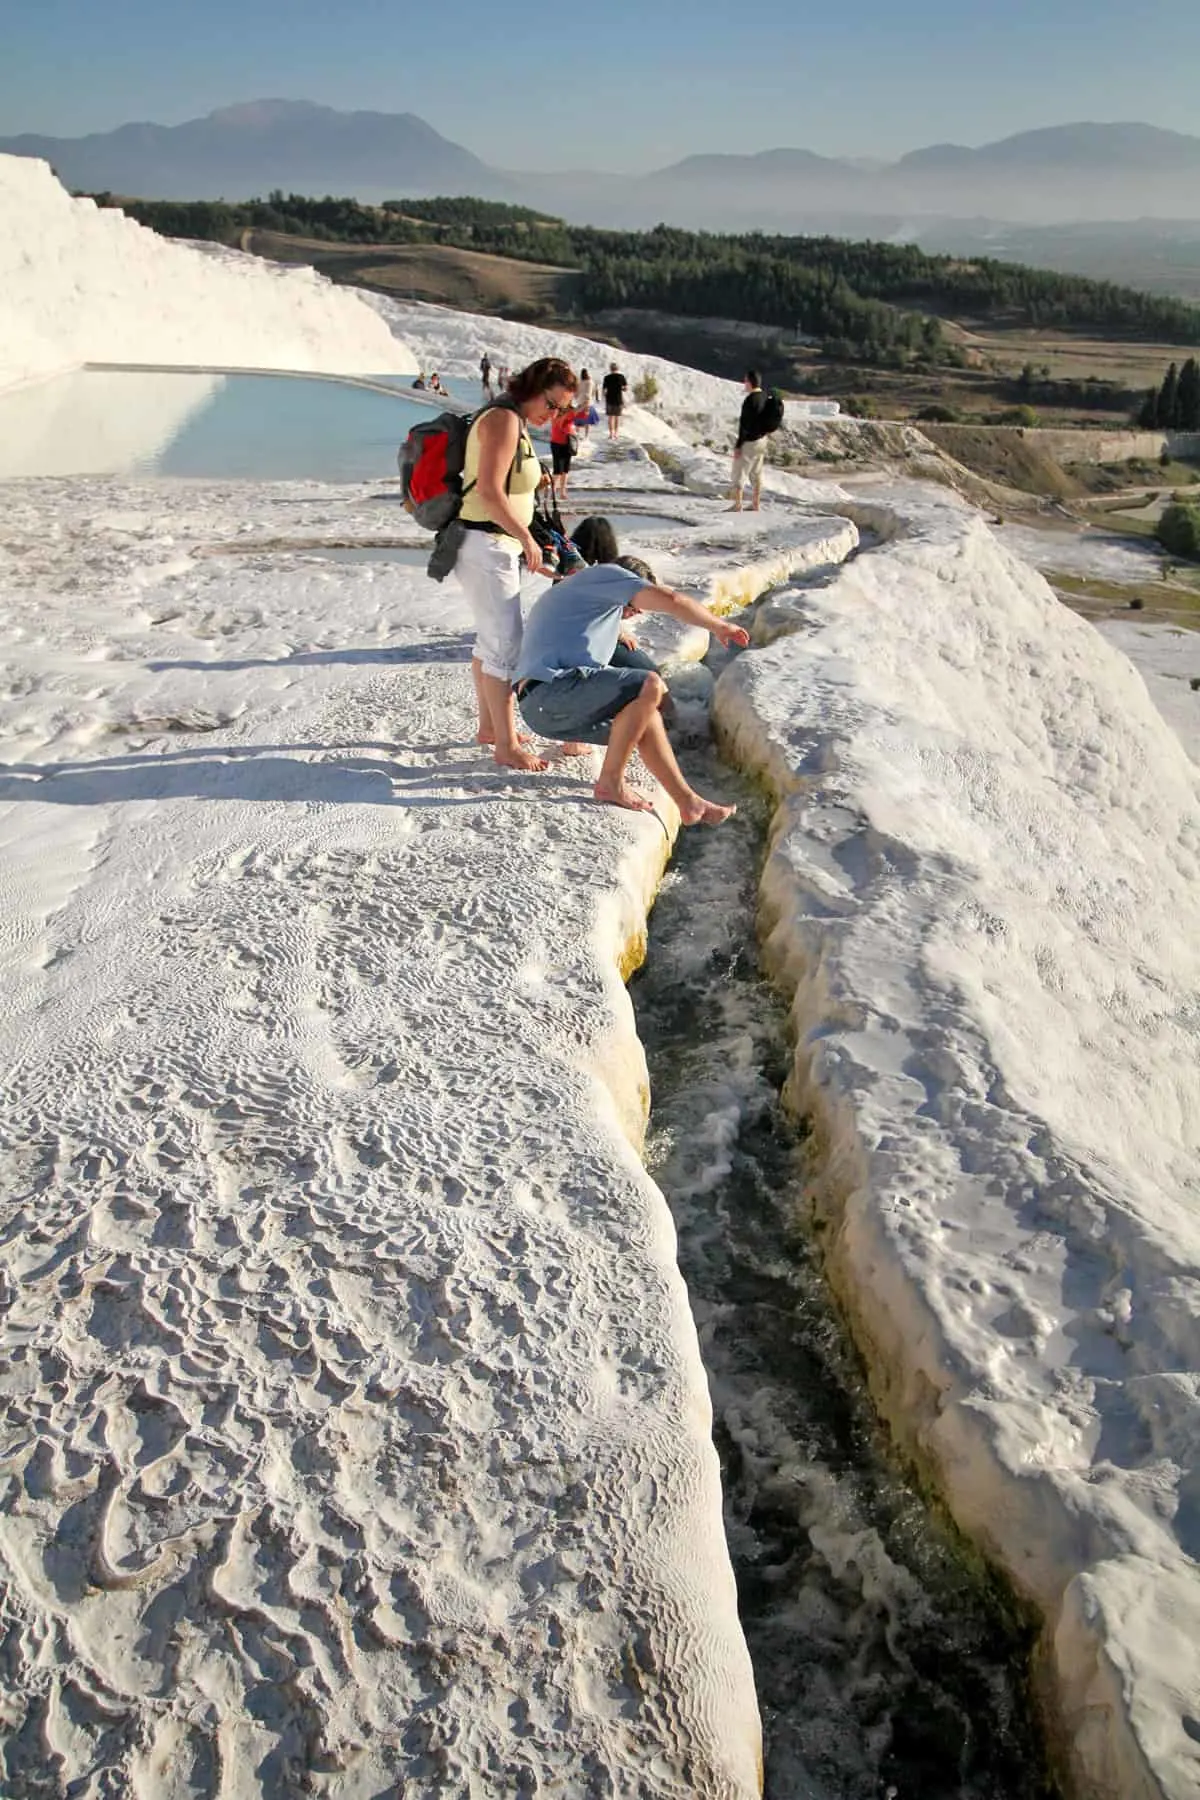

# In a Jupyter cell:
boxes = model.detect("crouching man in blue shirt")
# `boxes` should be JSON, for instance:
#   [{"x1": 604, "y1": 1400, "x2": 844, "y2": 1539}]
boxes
[{"x1": 513, "y1": 559, "x2": 749, "y2": 824}]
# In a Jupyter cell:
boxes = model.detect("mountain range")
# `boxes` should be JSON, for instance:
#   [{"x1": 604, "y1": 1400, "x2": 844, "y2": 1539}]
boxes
[
  {"x1": 0, "y1": 101, "x2": 497, "y2": 207},
  {"x1": 5, "y1": 101, "x2": 1200, "y2": 233}
]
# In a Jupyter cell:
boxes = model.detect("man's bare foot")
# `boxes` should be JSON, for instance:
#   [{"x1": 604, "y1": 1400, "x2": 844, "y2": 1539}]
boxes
[
  {"x1": 559, "y1": 740, "x2": 591, "y2": 758},
  {"x1": 594, "y1": 779, "x2": 656, "y2": 812},
  {"x1": 496, "y1": 746, "x2": 549, "y2": 772},
  {"x1": 678, "y1": 794, "x2": 737, "y2": 826}
]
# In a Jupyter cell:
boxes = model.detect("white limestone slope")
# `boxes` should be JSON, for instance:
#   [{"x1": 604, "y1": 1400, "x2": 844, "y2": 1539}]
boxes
[
  {"x1": 0, "y1": 471, "x2": 828, "y2": 1798},
  {"x1": 714, "y1": 487, "x2": 1200, "y2": 1799},
  {"x1": 0, "y1": 157, "x2": 417, "y2": 392},
  {"x1": 363, "y1": 292, "x2": 840, "y2": 428},
  {"x1": 8, "y1": 146, "x2": 1200, "y2": 1795}
]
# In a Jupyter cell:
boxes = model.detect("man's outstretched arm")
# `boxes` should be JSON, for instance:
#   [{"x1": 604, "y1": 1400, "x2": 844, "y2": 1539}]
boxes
[{"x1": 635, "y1": 585, "x2": 750, "y2": 650}]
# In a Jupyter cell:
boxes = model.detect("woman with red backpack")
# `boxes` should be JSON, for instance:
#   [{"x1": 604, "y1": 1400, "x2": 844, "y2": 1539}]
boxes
[{"x1": 453, "y1": 357, "x2": 578, "y2": 771}]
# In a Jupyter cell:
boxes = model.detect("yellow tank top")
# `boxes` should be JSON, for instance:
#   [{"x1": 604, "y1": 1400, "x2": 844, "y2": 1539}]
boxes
[{"x1": 459, "y1": 406, "x2": 540, "y2": 546}]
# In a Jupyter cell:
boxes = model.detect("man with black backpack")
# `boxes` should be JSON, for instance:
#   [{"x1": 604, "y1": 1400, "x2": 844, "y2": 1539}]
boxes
[{"x1": 729, "y1": 369, "x2": 784, "y2": 512}]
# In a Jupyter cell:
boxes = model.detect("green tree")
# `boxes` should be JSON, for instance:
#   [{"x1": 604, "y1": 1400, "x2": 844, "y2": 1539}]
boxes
[
  {"x1": 1156, "y1": 362, "x2": 1180, "y2": 428},
  {"x1": 1176, "y1": 357, "x2": 1200, "y2": 431},
  {"x1": 1157, "y1": 501, "x2": 1200, "y2": 560},
  {"x1": 83, "y1": 190, "x2": 1200, "y2": 356}
]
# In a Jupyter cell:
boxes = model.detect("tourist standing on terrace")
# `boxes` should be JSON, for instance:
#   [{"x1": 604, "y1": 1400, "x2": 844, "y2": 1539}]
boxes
[
  {"x1": 454, "y1": 357, "x2": 579, "y2": 771},
  {"x1": 549, "y1": 396, "x2": 594, "y2": 503},
  {"x1": 602, "y1": 363, "x2": 627, "y2": 440},
  {"x1": 513, "y1": 560, "x2": 748, "y2": 820},
  {"x1": 730, "y1": 369, "x2": 772, "y2": 511},
  {"x1": 576, "y1": 368, "x2": 595, "y2": 438}
]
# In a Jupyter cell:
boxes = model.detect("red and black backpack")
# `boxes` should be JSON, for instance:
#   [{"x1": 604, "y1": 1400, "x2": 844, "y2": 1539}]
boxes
[{"x1": 398, "y1": 397, "x2": 528, "y2": 531}]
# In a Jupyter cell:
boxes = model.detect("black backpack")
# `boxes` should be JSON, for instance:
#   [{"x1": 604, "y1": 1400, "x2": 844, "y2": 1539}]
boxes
[{"x1": 760, "y1": 388, "x2": 785, "y2": 433}]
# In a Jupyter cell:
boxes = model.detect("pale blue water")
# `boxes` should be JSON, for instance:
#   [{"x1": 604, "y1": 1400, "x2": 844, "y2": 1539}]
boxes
[
  {"x1": 2, "y1": 369, "x2": 432, "y2": 482},
  {"x1": 563, "y1": 510, "x2": 695, "y2": 535}
]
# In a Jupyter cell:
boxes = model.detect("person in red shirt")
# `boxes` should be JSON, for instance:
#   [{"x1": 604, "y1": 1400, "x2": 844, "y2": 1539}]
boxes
[{"x1": 548, "y1": 398, "x2": 594, "y2": 503}]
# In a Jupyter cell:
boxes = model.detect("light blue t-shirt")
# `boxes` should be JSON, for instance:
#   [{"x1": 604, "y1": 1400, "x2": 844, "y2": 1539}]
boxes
[{"x1": 516, "y1": 564, "x2": 647, "y2": 683}]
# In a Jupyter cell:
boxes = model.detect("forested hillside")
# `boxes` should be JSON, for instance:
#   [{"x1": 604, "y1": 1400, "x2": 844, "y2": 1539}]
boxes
[{"x1": 92, "y1": 191, "x2": 1200, "y2": 365}]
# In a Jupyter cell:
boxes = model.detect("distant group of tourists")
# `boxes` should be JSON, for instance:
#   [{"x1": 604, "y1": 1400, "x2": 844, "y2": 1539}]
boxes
[
  {"x1": 471, "y1": 349, "x2": 784, "y2": 507},
  {"x1": 422, "y1": 355, "x2": 746, "y2": 822}
]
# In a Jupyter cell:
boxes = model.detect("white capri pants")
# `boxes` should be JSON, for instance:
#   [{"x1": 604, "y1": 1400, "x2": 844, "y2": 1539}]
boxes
[
  {"x1": 455, "y1": 529, "x2": 524, "y2": 681},
  {"x1": 732, "y1": 437, "x2": 767, "y2": 494}
]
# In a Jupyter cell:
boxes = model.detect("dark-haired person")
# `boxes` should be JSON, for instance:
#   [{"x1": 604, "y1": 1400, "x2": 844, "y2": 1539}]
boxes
[
  {"x1": 513, "y1": 561, "x2": 747, "y2": 822},
  {"x1": 454, "y1": 357, "x2": 578, "y2": 771},
  {"x1": 602, "y1": 363, "x2": 627, "y2": 441},
  {"x1": 569, "y1": 515, "x2": 619, "y2": 568},
  {"x1": 564, "y1": 518, "x2": 615, "y2": 565},
  {"x1": 730, "y1": 369, "x2": 771, "y2": 512}
]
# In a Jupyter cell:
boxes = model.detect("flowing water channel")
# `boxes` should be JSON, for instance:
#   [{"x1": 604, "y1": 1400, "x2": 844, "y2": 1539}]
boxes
[{"x1": 629, "y1": 659, "x2": 1057, "y2": 1800}]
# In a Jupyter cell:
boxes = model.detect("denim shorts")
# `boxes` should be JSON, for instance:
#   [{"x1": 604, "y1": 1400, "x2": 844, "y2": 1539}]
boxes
[{"x1": 517, "y1": 666, "x2": 652, "y2": 745}]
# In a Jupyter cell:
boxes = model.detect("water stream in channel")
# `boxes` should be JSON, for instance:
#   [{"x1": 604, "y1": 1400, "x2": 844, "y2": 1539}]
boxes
[{"x1": 628, "y1": 659, "x2": 1058, "y2": 1800}]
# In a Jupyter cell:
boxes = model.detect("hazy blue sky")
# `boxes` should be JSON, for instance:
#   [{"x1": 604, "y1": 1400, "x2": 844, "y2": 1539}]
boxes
[{"x1": 3, "y1": 0, "x2": 1199, "y2": 171}]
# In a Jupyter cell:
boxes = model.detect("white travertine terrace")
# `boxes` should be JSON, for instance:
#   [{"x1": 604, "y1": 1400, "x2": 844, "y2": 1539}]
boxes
[
  {"x1": 3, "y1": 154, "x2": 1200, "y2": 1797},
  {"x1": 715, "y1": 486, "x2": 1200, "y2": 1800},
  {"x1": 0, "y1": 155, "x2": 417, "y2": 392}
]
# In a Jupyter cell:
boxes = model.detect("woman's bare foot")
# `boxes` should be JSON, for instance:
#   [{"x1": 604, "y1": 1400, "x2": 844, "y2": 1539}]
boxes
[
  {"x1": 594, "y1": 779, "x2": 656, "y2": 812},
  {"x1": 496, "y1": 746, "x2": 549, "y2": 772},
  {"x1": 678, "y1": 794, "x2": 737, "y2": 826},
  {"x1": 559, "y1": 740, "x2": 592, "y2": 758},
  {"x1": 478, "y1": 729, "x2": 534, "y2": 747}
]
